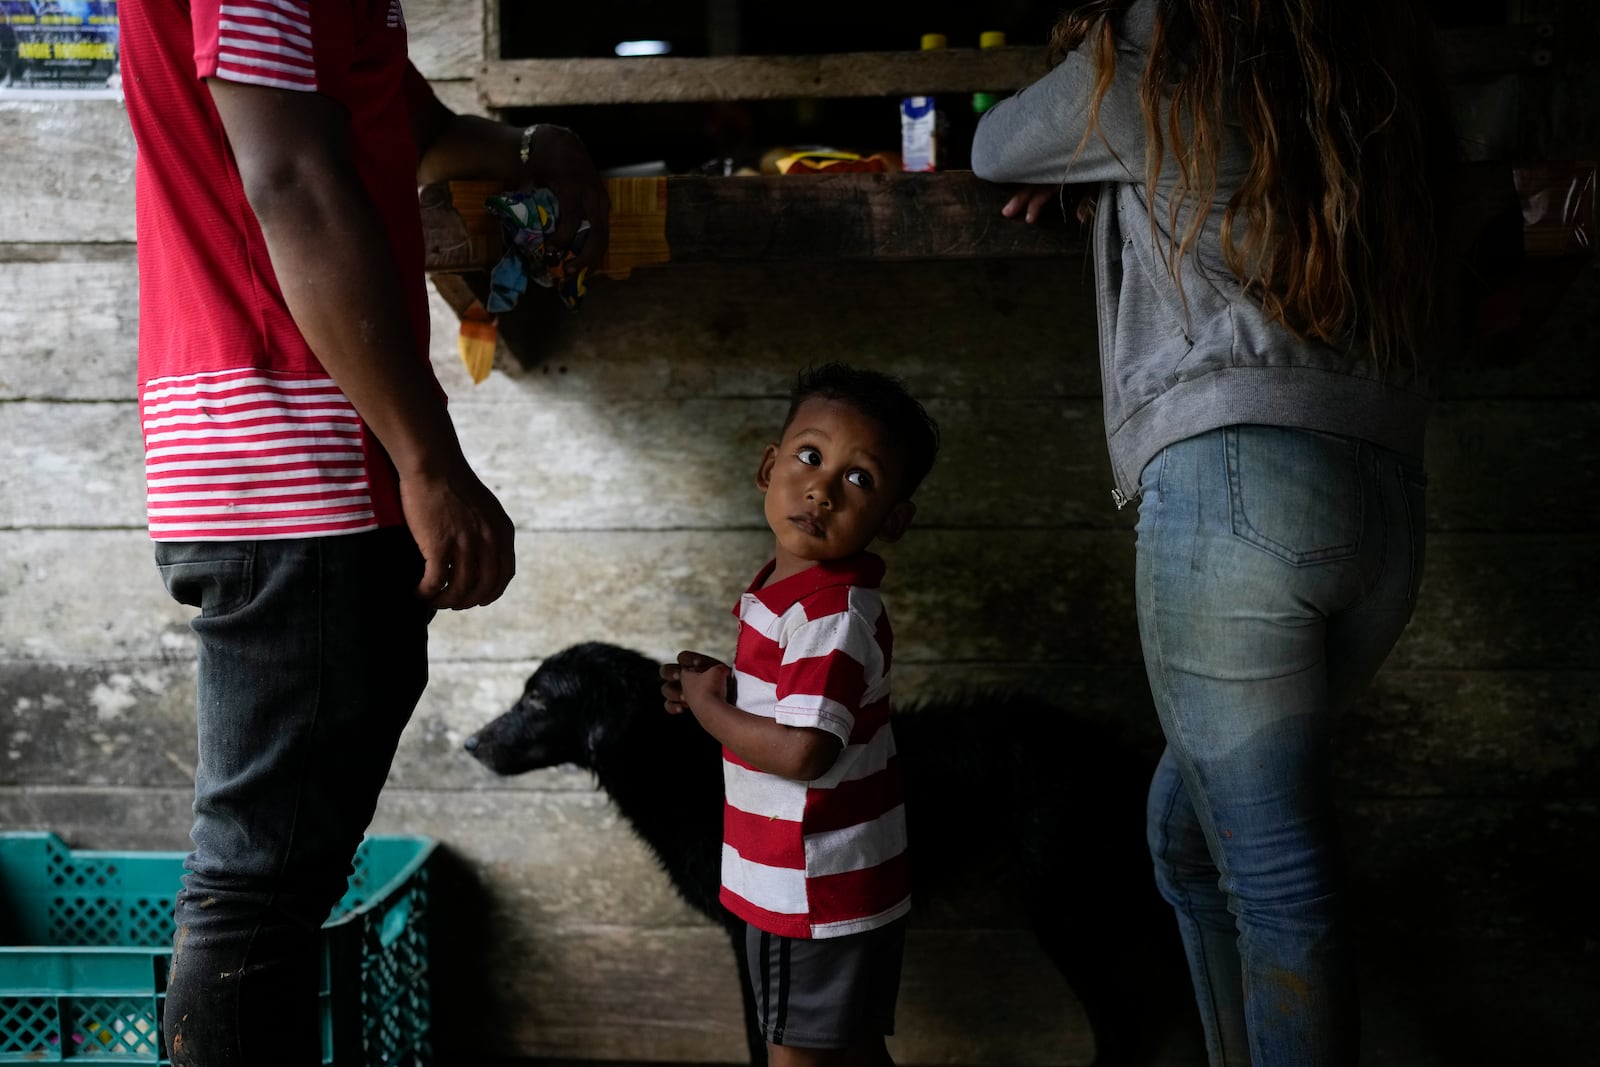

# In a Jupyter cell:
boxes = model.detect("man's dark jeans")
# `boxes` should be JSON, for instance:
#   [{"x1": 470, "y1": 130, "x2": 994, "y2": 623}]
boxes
[{"x1": 155, "y1": 528, "x2": 431, "y2": 1067}]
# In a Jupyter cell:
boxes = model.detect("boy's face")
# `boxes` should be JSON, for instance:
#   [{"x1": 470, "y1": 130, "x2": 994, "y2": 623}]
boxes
[{"x1": 756, "y1": 397, "x2": 915, "y2": 582}]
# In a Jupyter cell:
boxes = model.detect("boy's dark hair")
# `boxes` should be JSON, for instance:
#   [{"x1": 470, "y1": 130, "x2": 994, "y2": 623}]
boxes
[{"x1": 781, "y1": 363, "x2": 940, "y2": 497}]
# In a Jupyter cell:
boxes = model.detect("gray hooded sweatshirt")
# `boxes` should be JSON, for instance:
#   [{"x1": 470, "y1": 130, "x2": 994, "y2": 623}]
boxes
[{"x1": 970, "y1": 0, "x2": 1431, "y2": 506}]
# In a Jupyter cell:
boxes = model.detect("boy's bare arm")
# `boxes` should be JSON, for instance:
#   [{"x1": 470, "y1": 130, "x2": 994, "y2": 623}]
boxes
[{"x1": 661, "y1": 654, "x2": 843, "y2": 782}]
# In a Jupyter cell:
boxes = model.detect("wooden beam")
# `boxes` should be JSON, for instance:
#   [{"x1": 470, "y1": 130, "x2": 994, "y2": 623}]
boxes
[
  {"x1": 662, "y1": 171, "x2": 1080, "y2": 262},
  {"x1": 477, "y1": 28, "x2": 1554, "y2": 108},
  {"x1": 420, "y1": 181, "x2": 501, "y2": 274},
  {"x1": 422, "y1": 171, "x2": 1084, "y2": 277},
  {"x1": 478, "y1": 47, "x2": 1050, "y2": 107}
]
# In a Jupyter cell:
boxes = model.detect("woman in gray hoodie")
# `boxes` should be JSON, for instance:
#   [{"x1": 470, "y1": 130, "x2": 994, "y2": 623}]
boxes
[{"x1": 973, "y1": 2, "x2": 1454, "y2": 1063}]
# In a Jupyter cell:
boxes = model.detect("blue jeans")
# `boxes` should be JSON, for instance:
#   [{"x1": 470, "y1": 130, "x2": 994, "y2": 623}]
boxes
[
  {"x1": 1135, "y1": 426, "x2": 1426, "y2": 1066},
  {"x1": 155, "y1": 528, "x2": 432, "y2": 1067}
]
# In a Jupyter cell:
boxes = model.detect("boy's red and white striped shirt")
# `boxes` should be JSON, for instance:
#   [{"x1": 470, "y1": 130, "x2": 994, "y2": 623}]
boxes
[{"x1": 720, "y1": 553, "x2": 911, "y2": 940}]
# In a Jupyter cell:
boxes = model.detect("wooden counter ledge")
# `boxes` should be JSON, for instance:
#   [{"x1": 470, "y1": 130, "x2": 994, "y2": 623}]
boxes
[{"x1": 421, "y1": 171, "x2": 1087, "y2": 280}]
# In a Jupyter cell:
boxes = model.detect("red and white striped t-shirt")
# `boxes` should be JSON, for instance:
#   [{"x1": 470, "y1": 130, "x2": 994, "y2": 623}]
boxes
[
  {"x1": 120, "y1": 0, "x2": 437, "y2": 541},
  {"x1": 720, "y1": 553, "x2": 911, "y2": 940}
]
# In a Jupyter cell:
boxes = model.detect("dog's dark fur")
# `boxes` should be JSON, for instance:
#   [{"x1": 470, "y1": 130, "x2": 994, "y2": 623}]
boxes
[{"x1": 466, "y1": 642, "x2": 1185, "y2": 1066}]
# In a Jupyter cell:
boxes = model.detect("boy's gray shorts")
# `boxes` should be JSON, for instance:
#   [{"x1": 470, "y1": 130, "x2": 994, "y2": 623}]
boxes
[{"x1": 744, "y1": 919, "x2": 906, "y2": 1049}]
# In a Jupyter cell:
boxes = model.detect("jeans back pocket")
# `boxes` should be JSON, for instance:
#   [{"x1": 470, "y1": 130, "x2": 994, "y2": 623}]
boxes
[
  {"x1": 155, "y1": 543, "x2": 255, "y2": 618},
  {"x1": 1225, "y1": 425, "x2": 1364, "y2": 566}
]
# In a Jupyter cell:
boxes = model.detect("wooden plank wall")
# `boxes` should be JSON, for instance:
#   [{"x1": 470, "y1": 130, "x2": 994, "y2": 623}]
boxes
[{"x1": 2, "y1": 4, "x2": 1598, "y2": 1066}]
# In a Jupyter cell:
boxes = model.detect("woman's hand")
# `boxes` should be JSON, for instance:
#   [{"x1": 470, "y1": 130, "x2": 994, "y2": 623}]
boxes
[
  {"x1": 1001, "y1": 184, "x2": 1060, "y2": 225},
  {"x1": 999, "y1": 183, "x2": 1099, "y2": 227}
]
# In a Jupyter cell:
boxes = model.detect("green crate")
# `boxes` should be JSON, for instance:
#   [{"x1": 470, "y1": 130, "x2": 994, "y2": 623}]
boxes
[{"x1": 0, "y1": 832, "x2": 434, "y2": 1066}]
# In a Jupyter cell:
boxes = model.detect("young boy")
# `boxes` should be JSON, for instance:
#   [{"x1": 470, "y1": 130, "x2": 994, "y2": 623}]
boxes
[{"x1": 661, "y1": 363, "x2": 939, "y2": 1067}]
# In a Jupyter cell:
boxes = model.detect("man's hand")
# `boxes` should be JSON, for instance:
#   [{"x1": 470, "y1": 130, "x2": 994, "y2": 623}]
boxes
[
  {"x1": 661, "y1": 651, "x2": 729, "y2": 715},
  {"x1": 411, "y1": 96, "x2": 611, "y2": 276},
  {"x1": 399, "y1": 459, "x2": 515, "y2": 610},
  {"x1": 518, "y1": 124, "x2": 611, "y2": 276}
]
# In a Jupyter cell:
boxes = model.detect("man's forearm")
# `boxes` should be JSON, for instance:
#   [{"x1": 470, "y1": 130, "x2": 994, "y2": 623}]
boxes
[
  {"x1": 206, "y1": 76, "x2": 516, "y2": 609},
  {"x1": 208, "y1": 77, "x2": 464, "y2": 479},
  {"x1": 416, "y1": 111, "x2": 525, "y2": 186},
  {"x1": 248, "y1": 162, "x2": 462, "y2": 479},
  {"x1": 411, "y1": 95, "x2": 609, "y2": 272}
]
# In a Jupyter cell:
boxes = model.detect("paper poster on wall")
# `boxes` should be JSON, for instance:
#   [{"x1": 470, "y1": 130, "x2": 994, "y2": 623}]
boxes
[{"x1": 0, "y1": 1, "x2": 119, "y2": 99}]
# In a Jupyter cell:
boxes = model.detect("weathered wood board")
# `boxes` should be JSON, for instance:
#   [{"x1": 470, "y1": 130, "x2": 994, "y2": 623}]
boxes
[
  {"x1": 6, "y1": 391, "x2": 1599, "y2": 534},
  {"x1": 0, "y1": 101, "x2": 135, "y2": 243},
  {"x1": 4, "y1": 527, "x2": 1599, "y2": 671},
  {"x1": 0, "y1": 784, "x2": 1591, "y2": 1064},
  {"x1": 476, "y1": 27, "x2": 1556, "y2": 108},
  {"x1": 424, "y1": 173, "x2": 1087, "y2": 276},
  {"x1": 7, "y1": 252, "x2": 1596, "y2": 405},
  {"x1": 5, "y1": 655, "x2": 1597, "y2": 806}
]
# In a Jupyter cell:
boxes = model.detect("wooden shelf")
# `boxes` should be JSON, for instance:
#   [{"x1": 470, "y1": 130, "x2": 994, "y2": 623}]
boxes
[
  {"x1": 422, "y1": 171, "x2": 1084, "y2": 278},
  {"x1": 477, "y1": 27, "x2": 1554, "y2": 108},
  {"x1": 423, "y1": 170, "x2": 1085, "y2": 369},
  {"x1": 478, "y1": 47, "x2": 1049, "y2": 108}
]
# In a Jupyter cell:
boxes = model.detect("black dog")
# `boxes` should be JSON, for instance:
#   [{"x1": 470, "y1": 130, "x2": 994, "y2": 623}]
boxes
[{"x1": 466, "y1": 642, "x2": 1184, "y2": 1066}]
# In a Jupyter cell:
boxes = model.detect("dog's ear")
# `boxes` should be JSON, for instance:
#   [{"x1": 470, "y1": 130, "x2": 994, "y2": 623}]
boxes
[{"x1": 583, "y1": 716, "x2": 614, "y2": 774}]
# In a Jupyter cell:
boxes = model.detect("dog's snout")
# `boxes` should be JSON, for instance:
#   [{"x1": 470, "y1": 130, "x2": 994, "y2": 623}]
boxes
[{"x1": 463, "y1": 734, "x2": 479, "y2": 752}]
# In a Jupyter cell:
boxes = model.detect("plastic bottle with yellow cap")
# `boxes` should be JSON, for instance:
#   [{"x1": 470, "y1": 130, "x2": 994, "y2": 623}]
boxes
[
  {"x1": 946, "y1": 31, "x2": 1006, "y2": 171},
  {"x1": 972, "y1": 31, "x2": 1008, "y2": 116},
  {"x1": 900, "y1": 33, "x2": 948, "y2": 172}
]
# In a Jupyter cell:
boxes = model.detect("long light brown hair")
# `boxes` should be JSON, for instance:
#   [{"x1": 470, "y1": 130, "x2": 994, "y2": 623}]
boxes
[{"x1": 1051, "y1": 0, "x2": 1455, "y2": 372}]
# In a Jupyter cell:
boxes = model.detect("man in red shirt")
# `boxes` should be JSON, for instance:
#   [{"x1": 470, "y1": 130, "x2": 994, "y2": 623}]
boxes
[{"x1": 118, "y1": 2, "x2": 609, "y2": 1063}]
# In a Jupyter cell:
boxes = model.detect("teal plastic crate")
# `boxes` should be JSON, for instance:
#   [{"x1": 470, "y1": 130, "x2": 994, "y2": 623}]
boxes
[{"x1": 0, "y1": 832, "x2": 435, "y2": 1066}]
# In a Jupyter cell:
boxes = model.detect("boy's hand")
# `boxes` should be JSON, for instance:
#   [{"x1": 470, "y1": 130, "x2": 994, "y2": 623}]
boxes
[
  {"x1": 660, "y1": 651, "x2": 730, "y2": 714},
  {"x1": 659, "y1": 661, "x2": 687, "y2": 714},
  {"x1": 679, "y1": 659, "x2": 732, "y2": 715}
]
